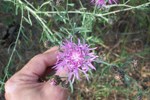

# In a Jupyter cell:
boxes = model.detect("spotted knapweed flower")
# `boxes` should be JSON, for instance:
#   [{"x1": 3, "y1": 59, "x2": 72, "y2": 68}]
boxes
[
  {"x1": 54, "y1": 39, "x2": 97, "y2": 83},
  {"x1": 91, "y1": 0, "x2": 118, "y2": 6}
]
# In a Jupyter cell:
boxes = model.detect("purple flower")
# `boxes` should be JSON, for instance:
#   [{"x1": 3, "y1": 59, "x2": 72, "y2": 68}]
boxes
[
  {"x1": 54, "y1": 39, "x2": 97, "y2": 83},
  {"x1": 91, "y1": 0, "x2": 118, "y2": 6},
  {"x1": 108, "y1": 0, "x2": 118, "y2": 4}
]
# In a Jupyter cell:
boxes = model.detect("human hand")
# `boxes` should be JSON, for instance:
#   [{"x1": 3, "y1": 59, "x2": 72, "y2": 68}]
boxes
[{"x1": 5, "y1": 47, "x2": 69, "y2": 100}]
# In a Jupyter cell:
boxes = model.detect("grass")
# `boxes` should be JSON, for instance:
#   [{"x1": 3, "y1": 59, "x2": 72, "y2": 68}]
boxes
[{"x1": 0, "y1": 0, "x2": 150, "y2": 99}]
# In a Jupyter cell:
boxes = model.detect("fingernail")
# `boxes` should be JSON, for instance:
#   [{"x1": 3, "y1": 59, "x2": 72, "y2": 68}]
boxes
[
  {"x1": 50, "y1": 79, "x2": 57, "y2": 85},
  {"x1": 55, "y1": 68, "x2": 68, "y2": 80},
  {"x1": 44, "y1": 46, "x2": 59, "y2": 54}
]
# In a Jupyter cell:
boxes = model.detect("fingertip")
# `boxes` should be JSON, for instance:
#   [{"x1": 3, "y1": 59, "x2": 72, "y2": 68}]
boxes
[
  {"x1": 55, "y1": 68, "x2": 68, "y2": 79},
  {"x1": 44, "y1": 46, "x2": 59, "y2": 54}
]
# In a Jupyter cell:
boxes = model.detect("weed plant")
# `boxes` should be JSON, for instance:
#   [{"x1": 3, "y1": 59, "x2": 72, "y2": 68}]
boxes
[{"x1": 0, "y1": 0, "x2": 150, "y2": 99}]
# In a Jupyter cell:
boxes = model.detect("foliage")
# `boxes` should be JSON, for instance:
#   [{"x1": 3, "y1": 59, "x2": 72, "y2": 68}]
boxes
[{"x1": 0, "y1": 0, "x2": 150, "y2": 99}]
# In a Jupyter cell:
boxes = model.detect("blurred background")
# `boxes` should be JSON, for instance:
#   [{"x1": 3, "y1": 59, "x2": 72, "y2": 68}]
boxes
[{"x1": 0, "y1": 0, "x2": 150, "y2": 100}]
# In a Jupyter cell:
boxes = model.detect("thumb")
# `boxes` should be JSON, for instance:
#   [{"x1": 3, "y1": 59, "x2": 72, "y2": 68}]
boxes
[
  {"x1": 42, "y1": 65, "x2": 69, "y2": 99},
  {"x1": 42, "y1": 79, "x2": 69, "y2": 100},
  {"x1": 42, "y1": 47, "x2": 69, "y2": 100}
]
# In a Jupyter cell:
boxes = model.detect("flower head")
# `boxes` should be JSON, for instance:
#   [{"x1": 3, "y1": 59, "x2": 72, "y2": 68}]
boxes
[
  {"x1": 91, "y1": 0, "x2": 118, "y2": 7},
  {"x1": 54, "y1": 39, "x2": 97, "y2": 83}
]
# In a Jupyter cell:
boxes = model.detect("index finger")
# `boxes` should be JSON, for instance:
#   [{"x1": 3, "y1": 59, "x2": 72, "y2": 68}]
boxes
[{"x1": 18, "y1": 47, "x2": 58, "y2": 81}]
